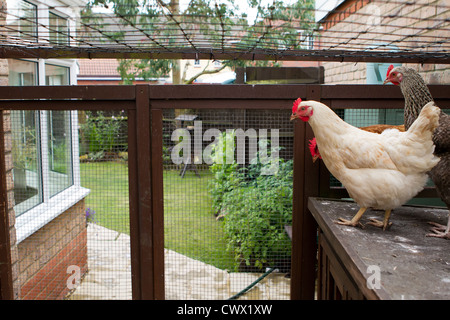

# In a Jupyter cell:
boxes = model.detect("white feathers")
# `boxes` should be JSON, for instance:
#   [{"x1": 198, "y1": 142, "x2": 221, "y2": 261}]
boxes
[{"x1": 301, "y1": 100, "x2": 440, "y2": 211}]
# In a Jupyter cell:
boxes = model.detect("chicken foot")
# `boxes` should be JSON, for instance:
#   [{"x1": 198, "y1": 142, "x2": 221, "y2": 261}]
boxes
[
  {"x1": 367, "y1": 209, "x2": 393, "y2": 231},
  {"x1": 426, "y1": 216, "x2": 450, "y2": 240},
  {"x1": 336, "y1": 207, "x2": 366, "y2": 228}
]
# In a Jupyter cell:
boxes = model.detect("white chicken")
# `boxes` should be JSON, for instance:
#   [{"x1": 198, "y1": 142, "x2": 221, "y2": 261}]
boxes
[{"x1": 291, "y1": 98, "x2": 440, "y2": 230}]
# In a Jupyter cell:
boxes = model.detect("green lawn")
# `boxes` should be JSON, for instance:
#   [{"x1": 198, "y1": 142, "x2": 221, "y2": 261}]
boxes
[
  {"x1": 81, "y1": 161, "x2": 130, "y2": 234},
  {"x1": 163, "y1": 170, "x2": 236, "y2": 270},
  {"x1": 80, "y1": 161, "x2": 236, "y2": 271}
]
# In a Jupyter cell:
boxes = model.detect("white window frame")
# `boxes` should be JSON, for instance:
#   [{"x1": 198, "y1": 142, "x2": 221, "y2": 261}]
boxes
[
  {"x1": 14, "y1": 58, "x2": 89, "y2": 243},
  {"x1": 48, "y1": 10, "x2": 70, "y2": 45}
]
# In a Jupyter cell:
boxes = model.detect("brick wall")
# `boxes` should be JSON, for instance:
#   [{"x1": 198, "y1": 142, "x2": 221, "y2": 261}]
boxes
[
  {"x1": 0, "y1": 56, "x2": 20, "y2": 299},
  {"x1": 18, "y1": 200, "x2": 88, "y2": 300},
  {"x1": 319, "y1": 0, "x2": 450, "y2": 84},
  {"x1": 1, "y1": 62, "x2": 88, "y2": 300}
]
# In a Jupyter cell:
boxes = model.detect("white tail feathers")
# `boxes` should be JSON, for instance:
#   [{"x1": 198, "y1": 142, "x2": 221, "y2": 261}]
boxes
[
  {"x1": 395, "y1": 101, "x2": 441, "y2": 173},
  {"x1": 407, "y1": 101, "x2": 440, "y2": 138}
]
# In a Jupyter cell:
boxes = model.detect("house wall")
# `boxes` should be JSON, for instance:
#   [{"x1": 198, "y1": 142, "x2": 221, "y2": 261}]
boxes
[
  {"x1": 3, "y1": 101, "x2": 88, "y2": 300},
  {"x1": 0, "y1": 0, "x2": 89, "y2": 300},
  {"x1": 18, "y1": 200, "x2": 87, "y2": 300},
  {"x1": 319, "y1": 0, "x2": 450, "y2": 84},
  {"x1": 1, "y1": 58, "x2": 20, "y2": 299}
]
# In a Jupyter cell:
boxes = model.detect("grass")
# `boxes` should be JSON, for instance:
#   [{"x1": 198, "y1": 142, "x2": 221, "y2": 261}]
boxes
[
  {"x1": 163, "y1": 170, "x2": 236, "y2": 270},
  {"x1": 80, "y1": 161, "x2": 236, "y2": 271},
  {"x1": 81, "y1": 161, "x2": 130, "y2": 234}
]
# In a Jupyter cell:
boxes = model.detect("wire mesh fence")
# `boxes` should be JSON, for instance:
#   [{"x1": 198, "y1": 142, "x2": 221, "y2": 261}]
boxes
[
  {"x1": 2, "y1": 84, "x2": 449, "y2": 300},
  {"x1": 8, "y1": 105, "x2": 295, "y2": 300},
  {"x1": 1, "y1": 0, "x2": 449, "y2": 63},
  {"x1": 162, "y1": 107, "x2": 293, "y2": 300},
  {"x1": 8, "y1": 109, "x2": 131, "y2": 300}
]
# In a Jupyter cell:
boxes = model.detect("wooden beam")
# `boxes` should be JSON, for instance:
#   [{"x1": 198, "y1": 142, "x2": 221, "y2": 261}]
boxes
[{"x1": 1, "y1": 46, "x2": 449, "y2": 64}]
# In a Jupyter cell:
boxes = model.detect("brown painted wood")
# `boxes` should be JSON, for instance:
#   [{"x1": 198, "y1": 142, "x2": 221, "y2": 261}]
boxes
[
  {"x1": 135, "y1": 85, "x2": 154, "y2": 299},
  {"x1": 2, "y1": 47, "x2": 449, "y2": 64},
  {"x1": 309, "y1": 197, "x2": 450, "y2": 300},
  {"x1": 150, "y1": 107, "x2": 165, "y2": 300},
  {"x1": 0, "y1": 111, "x2": 13, "y2": 300},
  {"x1": 127, "y1": 108, "x2": 141, "y2": 300}
]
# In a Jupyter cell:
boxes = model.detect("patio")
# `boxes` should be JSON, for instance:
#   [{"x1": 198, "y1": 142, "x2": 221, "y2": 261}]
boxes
[{"x1": 66, "y1": 224, "x2": 290, "y2": 300}]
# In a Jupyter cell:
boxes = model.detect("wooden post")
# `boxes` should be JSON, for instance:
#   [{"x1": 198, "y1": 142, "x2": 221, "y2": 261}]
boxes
[
  {"x1": 134, "y1": 85, "x2": 154, "y2": 299},
  {"x1": 150, "y1": 107, "x2": 165, "y2": 300},
  {"x1": 290, "y1": 85, "x2": 320, "y2": 300},
  {"x1": 0, "y1": 110, "x2": 13, "y2": 300}
]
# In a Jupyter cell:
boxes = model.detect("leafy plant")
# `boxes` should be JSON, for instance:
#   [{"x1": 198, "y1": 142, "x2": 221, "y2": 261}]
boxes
[
  {"x1": 207, "y1": 130, "x2": 243, "y2": 214},
  {"x1": 207, "y1": 134, "x2": 293, "y2": 271},
  {"x1": 222, "y1": 158, "x2": 293, "y2": 271},
  {"x1": 81, "y1": 111, "x2": 126, "y2": 156}
]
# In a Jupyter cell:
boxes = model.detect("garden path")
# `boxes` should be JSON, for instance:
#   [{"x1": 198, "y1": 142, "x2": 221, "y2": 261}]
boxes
[{"x1": 67, "y1": 224, "x2": 290, "y2": 300}]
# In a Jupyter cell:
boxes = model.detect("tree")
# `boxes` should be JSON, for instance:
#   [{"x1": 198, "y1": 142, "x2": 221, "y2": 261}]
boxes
[{"x1": 82, "y1": 0, "x2": 316, "y2": 84}]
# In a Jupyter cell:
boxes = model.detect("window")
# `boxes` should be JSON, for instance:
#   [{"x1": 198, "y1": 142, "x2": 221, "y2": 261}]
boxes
[
  {"x1": 8, "y1": 59, "x2": 88, "y2": 242},
  {"x1": 10, "y1": 111, "x2": 42, "y2": 216},
  {"x1": 47, "y1": 110, "x2": 73, "y2": 197},
  {"x1": 9, "y1": 61, "x2": 75, "y2": 211},
  {"x1": 9, "y1": 61, "x2": 74, "y2": 203},
  {"x1": 49, "y1": 12, "x2": 69, "y2": 45},
  {"x1": 45, "y1": 63, "x2": 69, "y2": 85},
  {"x1": 7, "y1": 0, "x2": 38, "y2": 41},
  {"x1": 8, "y1": 58, "x2": 37, "y2": 86},
  {"x1": 9, "y1": 59, "x2": 40, "y2": 216},
  {"x1": 45, "y1": 65, "x2": 73, "y2": 196}
]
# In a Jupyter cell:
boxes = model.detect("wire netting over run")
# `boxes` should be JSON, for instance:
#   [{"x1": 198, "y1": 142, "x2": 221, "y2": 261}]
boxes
[
  {"x1": 163, "y1": 107, "x2": 293, "y2": 299},
  {"x1": 1, "y1": 0, "x2": 449, "y2": 63}
]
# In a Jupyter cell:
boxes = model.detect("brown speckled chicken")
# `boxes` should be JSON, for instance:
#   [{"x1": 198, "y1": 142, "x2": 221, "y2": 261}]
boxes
[{"x1": 385, "y1": 65, "x2": 450, "y2": 240}]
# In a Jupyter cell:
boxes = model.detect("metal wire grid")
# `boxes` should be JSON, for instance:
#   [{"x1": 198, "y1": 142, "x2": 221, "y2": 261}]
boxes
[
  {"x1": 9, "y1": 106, "x2": 294, "y2": 300},
  {"x1": 9, "y1": 109, "x2": 132, "y2": 300},
  {"x1": 1, "y1": 0, "x2": 449, "y2": 62},
  {"x1": 163, "y1": 108, "x2": 293, "y2": 300}
]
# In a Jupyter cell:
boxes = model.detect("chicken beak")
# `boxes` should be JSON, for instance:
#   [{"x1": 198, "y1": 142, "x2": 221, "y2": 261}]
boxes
[
  {"x1": 290, "y1": 114, "x2": 297, "y2": 121},
  {"x1": 312, "y1": 155, "x2": 319, "y2": 163},
  {"x1": 383, "y1": 78, "x2": 390, "y2": 85}
]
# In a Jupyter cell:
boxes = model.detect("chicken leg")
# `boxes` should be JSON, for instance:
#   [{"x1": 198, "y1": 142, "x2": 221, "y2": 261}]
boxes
[
  {"x1": 336, "y1": 207, "x2": 366, "y2": 228},
  {"x1": 427, "y1": 211, "x2": 450, "y2": 240},
  {"x1": 367, "y1": 209, "x2": 393, "y2": 231}
]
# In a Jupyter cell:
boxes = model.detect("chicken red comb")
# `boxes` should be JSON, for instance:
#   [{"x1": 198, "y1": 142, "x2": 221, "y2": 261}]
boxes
[
  {"x1": 386, "y1": 64, "x2": 394, "y2": 77},
  {"x1": 292, "y1": 98, "x2": 302, "y2": 113}
]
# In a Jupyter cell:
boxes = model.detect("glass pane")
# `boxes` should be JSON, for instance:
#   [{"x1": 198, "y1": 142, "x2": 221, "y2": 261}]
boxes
[
  {"x1": 9, "y1": 59, "x2": 40, "y2": 216},
  {"x1": 8, "y1": 59, "x2": 38, "y2": 86},
  {"x1": 47, "y1": 111, "x2": 73, "y2": 197},
  {"x1": 45, "y1": 64, "x2": 69, "y2": 86},
  {"x1": 7, "y1": 0, "x2": 38, "y2": 41},
  {"x1": 11, "y1": 111, "x2": 42, "y2": 216},
  {"x1": 49, "y1": 12, "x2": 69, "y2": 45},
  {"x1": 45, "y1": 64, "x2": 72, "y2": 196}
]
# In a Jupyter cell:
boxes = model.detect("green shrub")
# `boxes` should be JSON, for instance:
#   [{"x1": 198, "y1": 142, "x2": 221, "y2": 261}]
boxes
[
  {"x1": 207, "y1": 130, "x2": 243, "y2": 215},
  {"x1": 222, "y1": 159, "x2": 293, "y2": 270},
  {"x1": 207, "y1": 134, "x2": 293, "y2": 271},
  {"x1": 81, "y1": 111, "x2": 125, "y2": 154}
]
